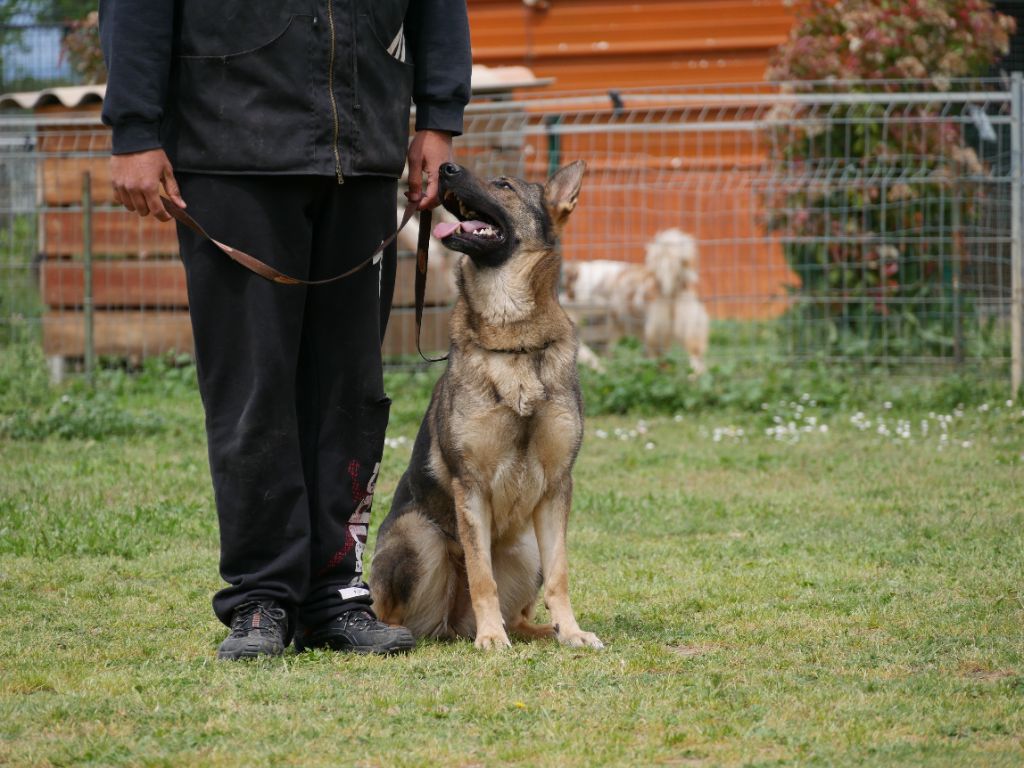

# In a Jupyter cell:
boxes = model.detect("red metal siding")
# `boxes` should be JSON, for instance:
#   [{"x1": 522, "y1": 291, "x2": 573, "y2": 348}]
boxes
[{"x1": 468, "y1": 0, "x2": 796, "y2": 90}]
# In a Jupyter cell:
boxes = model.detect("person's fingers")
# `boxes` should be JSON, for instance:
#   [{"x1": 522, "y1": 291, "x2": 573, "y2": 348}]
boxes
[
  {"x1": 130, "y1": 189, "x2": 151, "y2": 218},
  {"x1": 420, "y1": 170, "x2": 439, "y2": 210},
  {"x1": 162, "y1": 165, "x2": 186, "y2": 209},
  {"x1": 113, "y1": 183, "x2": 131, "y2": 211},
  {"x1": 407, "y1": 163, "x2": 423, "y2": 203},
  {"x1": 146, "y1": 185, "x2": 170, "y2": 222}
]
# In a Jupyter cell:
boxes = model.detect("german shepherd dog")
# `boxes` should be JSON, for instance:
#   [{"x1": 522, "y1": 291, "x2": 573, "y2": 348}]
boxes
[{"x1": 369, "y1": 160, "x2": 604, "y2": 651}]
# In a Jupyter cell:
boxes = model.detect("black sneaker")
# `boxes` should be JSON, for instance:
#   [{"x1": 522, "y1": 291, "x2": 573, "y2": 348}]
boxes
[
  {"x1": 294, "y1": 608, "x2": 415, "y2": 655},
  {"x1": 217, "y1": 600, "x2": 289, "y2": 660}
]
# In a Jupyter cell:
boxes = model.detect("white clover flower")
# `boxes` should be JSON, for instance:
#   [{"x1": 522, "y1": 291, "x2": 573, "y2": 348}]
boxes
[
  {"x1": 595, "y1": 429, "x2": 608, "y2": 439},
  {"x1": 644, "y1": 442, "x2": 655, "y2": 451}
]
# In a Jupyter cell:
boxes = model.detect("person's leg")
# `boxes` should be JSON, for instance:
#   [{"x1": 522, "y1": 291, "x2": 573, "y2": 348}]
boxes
[
  {"x1": 293, "y1": 176, "x2": 397, "y2": 626},
  {"x1": 175, "y1": 173, "x2": 319, "y2": 634}
]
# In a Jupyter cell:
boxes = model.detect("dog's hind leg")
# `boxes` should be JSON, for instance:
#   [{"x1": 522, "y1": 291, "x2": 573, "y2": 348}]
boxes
[
  {"x1": 494, "y1": 529, "x2": 556, "y2": 641},
  {"x1": 370, "y1": 511, "x2": 457, "y2": 639},
  {"x1": 509, "y1": 596, "x2": 556, "y2": 641}
]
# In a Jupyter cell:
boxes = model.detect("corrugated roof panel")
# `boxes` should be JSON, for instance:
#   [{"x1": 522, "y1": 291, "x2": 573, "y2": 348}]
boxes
[{"x1": 0, "y1": 84, "x2": 106, "y2": 110}]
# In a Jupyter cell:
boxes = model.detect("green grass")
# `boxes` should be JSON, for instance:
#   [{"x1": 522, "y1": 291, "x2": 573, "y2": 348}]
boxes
[{"x1": 1, "y1": 361, "x2": 1023, "y2": 766}]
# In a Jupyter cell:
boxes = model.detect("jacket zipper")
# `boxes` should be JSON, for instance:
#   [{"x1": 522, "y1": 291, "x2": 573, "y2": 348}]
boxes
[{"x1": 326, "y1": 1, "x2": 344, "y2": 184}]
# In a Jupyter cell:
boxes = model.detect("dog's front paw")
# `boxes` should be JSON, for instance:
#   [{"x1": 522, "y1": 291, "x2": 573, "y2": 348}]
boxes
[
  {"x1": 474, "y1": 629, "x2": 512, "y2": 651},
  {"x1": 558, "y1": 628, "x2": 604, "y2": 649}
]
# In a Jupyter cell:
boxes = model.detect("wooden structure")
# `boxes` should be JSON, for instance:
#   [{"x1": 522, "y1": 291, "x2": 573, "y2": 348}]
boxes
[
  {"x1": 2, "y1": 87, "x2": 456, "y2": 363},
  {"x1": 5, "y1": 2, "x2": 802, "y2": 363}
]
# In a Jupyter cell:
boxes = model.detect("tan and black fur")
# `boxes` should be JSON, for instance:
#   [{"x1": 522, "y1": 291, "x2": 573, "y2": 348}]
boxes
[{"x1": 369, "y1": 161, "x2": 603, "y2": 650}]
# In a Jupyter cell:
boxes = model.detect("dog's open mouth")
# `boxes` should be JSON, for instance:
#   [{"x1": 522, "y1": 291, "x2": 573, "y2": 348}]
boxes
[{"x1": 433, "y1": 189, "x2": 505, "y2": 244}]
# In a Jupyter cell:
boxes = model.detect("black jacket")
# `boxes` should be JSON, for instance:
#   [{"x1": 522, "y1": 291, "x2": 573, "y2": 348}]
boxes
[{"x1": 98, "y1": 0, "x2": 472, "y2": 179}]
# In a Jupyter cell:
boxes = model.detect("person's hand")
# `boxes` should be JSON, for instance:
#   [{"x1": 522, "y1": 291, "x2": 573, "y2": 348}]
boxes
[
  {"x1": 110, "y1": 148, "x2": 185, "y2": 222},
  {"x1": 406, "y1": 129, "x2": 453, "y2": 211}
]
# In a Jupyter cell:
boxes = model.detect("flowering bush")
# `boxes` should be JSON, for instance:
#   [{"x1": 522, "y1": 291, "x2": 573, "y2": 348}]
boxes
[
  {"x1": 62, "y1": 10, "x2": 106, "y2": 84},
  {"x1": 765, "y1": 0, "x2": 1014, "y2": 361},
  {"x1": 766, "y1": 0, "x2": 1013, "y2": 86}
]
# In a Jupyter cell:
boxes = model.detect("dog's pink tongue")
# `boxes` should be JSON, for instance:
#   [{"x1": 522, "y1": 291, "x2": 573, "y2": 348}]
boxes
[
  {"x1": 433, "y1": 221, "x2": 461, "y2": 239},
  {"x1": 433, "y1": 220, "x2": 491, "y2": 238}
]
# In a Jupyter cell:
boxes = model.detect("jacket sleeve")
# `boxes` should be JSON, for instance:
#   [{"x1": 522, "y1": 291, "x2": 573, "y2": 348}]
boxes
[
  {"x1": 98, "y1": 0, "x2": 175, "y2": 155},
  {"x1": 405, "y1": 0, "x2": 472, "y2": 136}
]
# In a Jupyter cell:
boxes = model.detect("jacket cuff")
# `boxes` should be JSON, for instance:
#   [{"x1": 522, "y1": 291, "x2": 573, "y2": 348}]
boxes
[
  {"x1": 110, "y1": 121, "x2": 163, "y2": 155},
  {"x1": 414, "y1": 99, "x2": 466, "y2": 137}
]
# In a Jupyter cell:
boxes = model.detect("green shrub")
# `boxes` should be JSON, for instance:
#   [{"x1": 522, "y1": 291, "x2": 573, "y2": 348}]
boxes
[
  {"x1": 0, "y1": 337, "x2": 166, "y2": 441},
  {"x1": 765, "y1": 0, "x2": 1015, "y2": 361},
  {"x1": 577, "y1": 340, "x2": 1011, "y2": 416}
]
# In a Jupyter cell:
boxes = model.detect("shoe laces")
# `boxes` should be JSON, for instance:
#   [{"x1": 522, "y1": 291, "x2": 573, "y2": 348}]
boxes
[
  {"x1": 337, "y1": 608, "x2": 381, "y2": 631},
  {"x1": 230, "y1": 600, "x2": 287, "y2": 638}
]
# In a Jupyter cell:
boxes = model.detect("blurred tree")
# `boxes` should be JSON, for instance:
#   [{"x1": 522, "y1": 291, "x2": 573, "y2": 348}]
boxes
[
  {"x1": 1, "y1": 1, "x2": 102, "y2": 85},
  {"x1": 39, "y1": 0, "x2": 95, "y2": 22}
]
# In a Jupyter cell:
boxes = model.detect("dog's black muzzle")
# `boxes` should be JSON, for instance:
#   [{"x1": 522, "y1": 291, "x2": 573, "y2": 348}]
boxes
[{"x1": 437, "y1": 164, "x2": 515, "y2": 268}]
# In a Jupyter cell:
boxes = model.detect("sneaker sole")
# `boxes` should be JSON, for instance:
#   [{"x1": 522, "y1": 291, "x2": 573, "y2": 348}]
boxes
[
  {"x1": 217, "y1": 649, "x2": 285, "y2": 660},
  {"x1": 216, "y1": 641, "x2": 286, "y2": 661},
  {"x1": 294, "y1": 635, "x2": 416, "y2": 655}
]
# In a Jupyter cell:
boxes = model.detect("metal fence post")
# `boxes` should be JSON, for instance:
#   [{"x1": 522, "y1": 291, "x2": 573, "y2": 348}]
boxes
[
  {"x1": 82, "y1": 170, "x2": 94, "y2": 380},
  {"x1": 1012, "y1": 73, "x2": 1023, "y2": 396}
]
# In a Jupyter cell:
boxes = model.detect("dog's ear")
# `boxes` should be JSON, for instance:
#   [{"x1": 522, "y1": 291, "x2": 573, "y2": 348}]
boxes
[{"x1": 544, "y1": 160, "x2": 586, "y2": 231}]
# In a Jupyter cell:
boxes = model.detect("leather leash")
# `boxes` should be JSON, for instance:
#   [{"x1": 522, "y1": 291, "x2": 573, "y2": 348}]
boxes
[
  {"x1": 161, "y1": 195, "x2": 448, "y2": 363},
  {"x1": 414, "y1": 205, "x2": 450, "y2": 363},
  {"x1": 162, "y1": 195, "x2": 416, "y2": 286}
]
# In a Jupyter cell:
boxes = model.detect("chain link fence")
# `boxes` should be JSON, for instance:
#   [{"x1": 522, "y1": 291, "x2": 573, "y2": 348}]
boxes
[{"x1": 1, "y1": 78, "x2": 1022, "y2": 388}]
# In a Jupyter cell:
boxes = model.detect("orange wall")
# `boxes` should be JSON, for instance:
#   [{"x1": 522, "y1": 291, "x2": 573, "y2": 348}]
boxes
[{"x1": 468, "y1": 0, "x2": 797, "y2": 90}]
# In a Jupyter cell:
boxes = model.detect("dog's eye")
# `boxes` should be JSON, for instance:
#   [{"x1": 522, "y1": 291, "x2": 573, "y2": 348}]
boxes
[{"x1": 494, "y1": 179, "x2": 514, "y2": 191}]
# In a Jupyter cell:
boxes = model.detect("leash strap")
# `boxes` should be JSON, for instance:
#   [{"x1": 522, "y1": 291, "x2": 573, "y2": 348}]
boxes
[
  {"x1": 414, "y1": 208, "x2": 450, "y2": 363},
  {"x1": 161, "y1": 195, "x2": 419, "y2": 286},
  {"x1": 162, "y1": 194, "x2": 448, "y2": 364}
]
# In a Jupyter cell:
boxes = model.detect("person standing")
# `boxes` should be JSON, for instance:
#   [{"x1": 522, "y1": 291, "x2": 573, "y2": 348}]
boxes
[{"x1": 99, "y1": 0, "x2": 472, "y2": 659}]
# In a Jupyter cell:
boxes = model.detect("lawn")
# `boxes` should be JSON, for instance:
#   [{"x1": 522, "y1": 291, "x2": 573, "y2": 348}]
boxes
[{"x1": 1, "y1": 358, "x2": 1022, "y2": 766}]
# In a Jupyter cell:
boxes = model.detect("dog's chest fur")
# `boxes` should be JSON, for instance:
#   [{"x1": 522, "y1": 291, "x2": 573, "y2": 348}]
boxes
[{"x1": 455, "y1": 348, "x2": 580, "y2": 537}]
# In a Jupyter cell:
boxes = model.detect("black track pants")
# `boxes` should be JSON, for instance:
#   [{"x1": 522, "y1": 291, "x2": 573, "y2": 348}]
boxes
[{"x1": 175, "y1": 174, "x2": 398, "y2": 631}]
